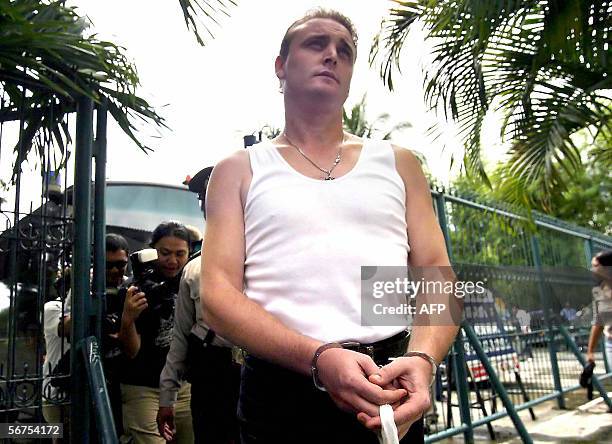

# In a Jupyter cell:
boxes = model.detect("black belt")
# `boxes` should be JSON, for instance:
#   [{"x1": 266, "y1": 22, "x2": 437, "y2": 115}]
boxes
[{"x1": 340, "y1": 330, "x2": 410, "y2": 366}]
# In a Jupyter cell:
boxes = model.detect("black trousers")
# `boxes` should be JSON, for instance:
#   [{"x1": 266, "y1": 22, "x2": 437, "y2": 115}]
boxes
[
  {"x1": 188, "y1": 337, "x2": 241, "y2": 444},
  {"x1": 107, "y1": 378, "x2": 124, "y2": 437},
  {"x1": 103, "y1": 359, "x2": 124, "y2": 437},
  {"x1": 238, "y1": 355, "x2": 424, "y2": 444}
]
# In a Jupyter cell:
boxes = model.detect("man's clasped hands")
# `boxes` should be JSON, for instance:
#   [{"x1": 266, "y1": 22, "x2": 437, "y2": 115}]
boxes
[{"x1": 316, "y1": 348, "x2": 433, "y2": 438}]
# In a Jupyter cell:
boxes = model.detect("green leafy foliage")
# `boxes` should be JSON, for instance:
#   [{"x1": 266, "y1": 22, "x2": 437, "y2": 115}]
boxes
[
  {"x1": 178, "y1": 0, "x2": 236, "y2": 45},
  {"x1": 0, "y1": 0, "x2": 235, "y2": 179},
  {"x1": 442, "y1": 186, "x2": 536, "y2": 266},
  {"x1": 0, "y1": 0, "x2": 164, "y2": 177},
  {"x1": 450, "y1": 138, "x2": 612, "y2": 238},
  {"x1": 371, "y1": 0, "x2": 612, "y2": 208},
  {"x1": 443, "y1": 173, "x2": 598, "y2": 269},
  {"x1": 496, "y1": 149, "x2": 612, "y2": 235},
  {"x1": 342, "y1": 94, "x2": 411, "y2": 139}
]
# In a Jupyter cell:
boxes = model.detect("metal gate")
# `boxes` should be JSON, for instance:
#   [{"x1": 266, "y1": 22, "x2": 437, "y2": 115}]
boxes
[
  {"x1": 426, "y1": 190, "x2": 612, "y2": 443},
  {"x1": 0, "y1": 87, "x2": 110, "y2": 442}
]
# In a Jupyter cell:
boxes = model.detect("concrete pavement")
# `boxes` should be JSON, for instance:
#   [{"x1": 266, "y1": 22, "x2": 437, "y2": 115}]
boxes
[{"x1": 437, "y1": 380, "x2": 612, "y2": 443}]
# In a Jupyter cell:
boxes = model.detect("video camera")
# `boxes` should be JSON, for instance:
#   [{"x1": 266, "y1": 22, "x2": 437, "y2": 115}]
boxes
[{"x1": 130, "y1": 248, "x2": 176, "y2": 318}]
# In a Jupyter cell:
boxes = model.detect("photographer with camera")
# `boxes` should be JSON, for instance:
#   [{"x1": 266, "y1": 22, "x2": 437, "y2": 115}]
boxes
[
  {"x1": 118, "y1": 221, "x2": 193, "y2": 444},
  {"x1": 46, "y1": 234, "x2": 130, "y2": 440},
  {"x1": 100, "y1": 233, "x2": 130, "y2": 435}
]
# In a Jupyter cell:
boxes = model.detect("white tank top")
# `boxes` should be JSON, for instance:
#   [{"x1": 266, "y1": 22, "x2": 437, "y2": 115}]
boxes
[{"x1": 244, "y1": 139, "x2": 410, "y2": 343}]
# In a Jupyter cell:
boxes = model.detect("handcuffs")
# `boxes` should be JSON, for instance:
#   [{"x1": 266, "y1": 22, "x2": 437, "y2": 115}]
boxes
[{"x1": 311, "y1": 343, "x2": 438, "y2": 391}]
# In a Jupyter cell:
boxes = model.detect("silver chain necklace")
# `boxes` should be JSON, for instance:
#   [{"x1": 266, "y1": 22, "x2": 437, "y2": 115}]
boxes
[{"x1": 283, "y1": 132, "x2": 344, "y2": 180}]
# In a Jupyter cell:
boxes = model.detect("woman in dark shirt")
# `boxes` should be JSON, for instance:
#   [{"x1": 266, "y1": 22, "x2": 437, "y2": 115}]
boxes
[{"x1": 118, "y1": 221, "x2": 193, "y2": 444}]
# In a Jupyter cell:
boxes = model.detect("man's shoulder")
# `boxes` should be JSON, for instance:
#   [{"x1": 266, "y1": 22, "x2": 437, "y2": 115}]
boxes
[
  {"x1": 207, "y1": 150, "x2": 254, "y2": 212},
  {"x1": 207, "y1": 150, "x2": 252, "y2": 195},
  {"x1": 387, "y1": 143, "x2": 430, "y2": 197},
  {"x1": 44, "y1": 298, "x2": 62, "y2": 309},
  {"x1": 389, "y1": 143, "x2": 424, "y2": 168},
  {"x1": 213, "y1": 150, "x2": 251, "y2": 177},
  {"x1": 43, "y1": 299, "x2": 63, "y2": 316},
  {"x1": 43, "y1": 299, "x2": 65, "y2": 330}
]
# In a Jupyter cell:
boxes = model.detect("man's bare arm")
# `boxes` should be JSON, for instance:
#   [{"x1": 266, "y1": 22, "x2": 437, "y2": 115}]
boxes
[
  {"x1": 395, "y1": 147, "x2": 460, "y2": 362},
  {"x1": 60, "y1": 315, "x2": 71, "y2": 340}
]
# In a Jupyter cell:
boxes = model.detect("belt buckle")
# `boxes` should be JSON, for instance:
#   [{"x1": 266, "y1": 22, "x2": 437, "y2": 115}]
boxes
[
  {"x1": 340, "y1": 341, "x2": 375, "y2": 359},
  {"x1": 339, "y1": 341, "x2": 361, "y2": 350}
]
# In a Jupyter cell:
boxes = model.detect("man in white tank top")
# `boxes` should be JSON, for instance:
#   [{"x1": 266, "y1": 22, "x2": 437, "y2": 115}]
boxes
[{"x1": 201, "y1": 8, "x2": 460, "y2": 443}]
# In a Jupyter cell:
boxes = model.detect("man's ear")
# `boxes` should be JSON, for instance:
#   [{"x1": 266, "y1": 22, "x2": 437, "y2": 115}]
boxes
[{"x1": 275, "y1": 55, "x2": 285, "y2": 81}]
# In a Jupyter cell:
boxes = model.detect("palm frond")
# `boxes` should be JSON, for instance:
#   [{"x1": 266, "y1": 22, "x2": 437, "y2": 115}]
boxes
[
  {"x1": 369, "y1": 2, "x2": 423, "y2": 91},
  {"x1": 0, "y1": 0, "x2": 168, "y2": 177},
  {"x1": 177, "y1": 0, "x2": 237, "y2": 45},
  {"x1": 343, "y1": 94, "x2": 411, "y2": 140},
  {"x1": 372, "y1": 0, "x2": 612, "y2": 206}
]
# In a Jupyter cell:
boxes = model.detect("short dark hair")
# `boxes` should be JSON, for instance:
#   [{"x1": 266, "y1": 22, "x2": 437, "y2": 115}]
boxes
[
  {"x1": 149, "y1": 221, "x2": 190, "y2": 248},
  {"x1": 596, "y1": 249, "x2": 612, "y2": 266},
  {"x1": 106, "y1": 233, "x2": 129, "y2": 254},
  {"x1": 279, "y1": 8, "x2": 358, "y2": 61}
]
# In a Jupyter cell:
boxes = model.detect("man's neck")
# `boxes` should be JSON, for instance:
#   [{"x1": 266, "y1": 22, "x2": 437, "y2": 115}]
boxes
[{"x1": 282, "y1": 97, "x2": 345, "y2": 150}]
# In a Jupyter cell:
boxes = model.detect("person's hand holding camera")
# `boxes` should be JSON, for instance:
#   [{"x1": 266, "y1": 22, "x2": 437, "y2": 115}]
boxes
[{"x1": 123, "y1": 286, "x2": 148, "y2": 322}]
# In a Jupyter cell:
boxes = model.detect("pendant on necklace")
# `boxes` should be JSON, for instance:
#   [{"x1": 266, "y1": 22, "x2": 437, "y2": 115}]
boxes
[{"x1": 324, "y1": 175, "x2": 335, "y2": 181}]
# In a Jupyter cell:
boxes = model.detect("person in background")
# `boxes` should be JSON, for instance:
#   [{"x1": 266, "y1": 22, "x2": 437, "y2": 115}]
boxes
[
  {"x1": 586, "y1": 249, "x2": 612, "y2": 368},
  {"x1": 511, "y1": 304, "x2": 531, "y2": 333},
  {"x1": 560, "y1": 302, "x2": 577, "y2": 324},
  {"x1": 511, "y1": 304, "x2": 533, "y2": 359},
  {"x1": 54, "y1": 234, "x2": 131, "y2": 436},
  {"x1": 42, "y1": 293, "x2": 70, "y2": 442},
  {"x1": 157, "y1": 250, "x2": 240, "y2": 443},
  {"x1": 100, "y1": 233, "x2": 130, "y2": 436},
  {"x1": 118, "y1": 221, "x2": 193, "y2": 444}
]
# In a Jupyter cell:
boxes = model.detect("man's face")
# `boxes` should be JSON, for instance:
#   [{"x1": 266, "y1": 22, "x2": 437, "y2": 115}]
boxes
[
  {"x1": 276, "y1": 18, "x2": 355, "y2": 105},
  {"x1": 106, "y1": 249, "x2": 128, "y2": 288},
  {"x1": 154, "y1": 235, "x2": 189, "y2": 279}
]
